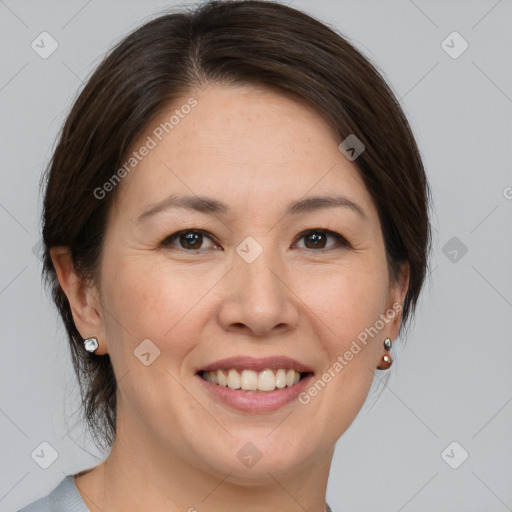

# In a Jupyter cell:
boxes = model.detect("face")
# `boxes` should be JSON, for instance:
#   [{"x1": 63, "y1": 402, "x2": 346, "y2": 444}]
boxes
[{"x1": 68, "y1": 84, "x2": 407, "y2": 483}]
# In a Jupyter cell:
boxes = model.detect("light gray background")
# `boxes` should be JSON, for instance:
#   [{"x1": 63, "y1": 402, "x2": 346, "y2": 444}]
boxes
[{"x1": 1, "y1": 0, "x2": 511, "y2": 511}]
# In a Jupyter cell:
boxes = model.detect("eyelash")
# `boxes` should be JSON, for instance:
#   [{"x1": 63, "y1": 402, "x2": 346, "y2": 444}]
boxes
[{"x1": 160, "y1": 228, "x2": 351, "y2": 252}]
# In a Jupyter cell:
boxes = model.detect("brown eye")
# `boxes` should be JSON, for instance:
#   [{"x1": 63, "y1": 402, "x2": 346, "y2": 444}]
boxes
[
  {"x1": 162, "y1": 230, "x2": 218, "y2": 251},
  {"x1": 295, "y1": 229, "x2": 350, "y2": 250}
]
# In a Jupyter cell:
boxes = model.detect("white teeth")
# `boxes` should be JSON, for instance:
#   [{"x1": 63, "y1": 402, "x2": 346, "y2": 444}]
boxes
[
  {"x1": 241, "y1": 369, "x2": 258, "y2": 390},
  {"x1": 258, "y1": 369, "x2": 276, "y2": 391},
  {"x1": 217, "y1": 369, "x2": 228, "y2": 387},
  {"x1": 227, "y1": 369, "x2": 241, "y2": 389},
  {"x1": 275, "y1": 369, "x2": 287, "y2": 388},
  {"x1": 203, "y1": 368, "x2": 304, "y2": 392}
]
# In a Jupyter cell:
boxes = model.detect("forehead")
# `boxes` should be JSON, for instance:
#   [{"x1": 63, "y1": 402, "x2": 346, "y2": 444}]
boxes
[{"x1": 110, "y1": 84, "x2": 376, "y2": 224}]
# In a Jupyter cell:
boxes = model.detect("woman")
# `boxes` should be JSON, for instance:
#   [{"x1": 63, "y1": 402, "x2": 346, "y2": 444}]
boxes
[{"x1": 19, "y1": 0, "x2": 431, "y2": 510}]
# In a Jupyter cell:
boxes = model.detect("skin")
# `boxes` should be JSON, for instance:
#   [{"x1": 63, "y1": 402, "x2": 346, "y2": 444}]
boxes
[{"x1": 51, "y1": 83, "x2": 409, "y2": 512}]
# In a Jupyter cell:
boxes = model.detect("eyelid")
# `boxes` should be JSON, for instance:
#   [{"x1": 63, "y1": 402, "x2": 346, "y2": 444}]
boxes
[
  {"x1": 161, "y1": 229, "x2": 220, "y2": 250},
  {"x1": 293, "y1": 229, "x2": 351, "y2": 250},
  {"x1": 161, "y1": 228, "x2": 351, "y2": 251}
]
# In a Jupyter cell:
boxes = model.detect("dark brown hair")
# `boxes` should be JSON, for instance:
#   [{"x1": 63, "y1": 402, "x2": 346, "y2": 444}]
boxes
[{"x1": 41, "y1": 0, "x2": 432, "y2": 450}]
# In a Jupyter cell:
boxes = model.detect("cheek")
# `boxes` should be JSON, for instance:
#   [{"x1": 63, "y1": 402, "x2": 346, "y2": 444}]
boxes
[
  {"x1": 298, "y1": 257, "x2": 389, "y2": 342},
  {"x1": 302, "y1": 269, "x2": 385, "y2": 430},
  {"x1": 101, "y1": 256, "x2": 220, "y2": 359}
]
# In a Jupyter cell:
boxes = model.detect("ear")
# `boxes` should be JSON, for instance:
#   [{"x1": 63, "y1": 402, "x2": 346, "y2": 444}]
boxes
[
  {"x1": 386, "y1": 261, "x2": 410, "y2": 341},
  {"x1": 50, "y1": 246, "x2": 108, "y2": 355}
]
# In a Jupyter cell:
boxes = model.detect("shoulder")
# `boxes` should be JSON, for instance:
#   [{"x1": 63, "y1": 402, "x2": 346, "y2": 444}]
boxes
[{"x1": 17, "y1": 475, "x2": 89, "y2": 512}]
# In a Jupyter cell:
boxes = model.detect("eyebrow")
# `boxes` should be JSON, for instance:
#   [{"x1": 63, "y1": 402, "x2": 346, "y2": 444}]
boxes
[{"x1": 137, "y1": 193, "x2": 368, "y2": 222}]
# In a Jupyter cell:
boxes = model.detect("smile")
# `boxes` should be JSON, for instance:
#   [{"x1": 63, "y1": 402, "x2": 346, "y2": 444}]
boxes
[
  {"x1": 199, "y1": 368, "x2": 309, "y2": 392},
  {"x1": 195, "y1": 355, "x2": 315, "y2": 412}
]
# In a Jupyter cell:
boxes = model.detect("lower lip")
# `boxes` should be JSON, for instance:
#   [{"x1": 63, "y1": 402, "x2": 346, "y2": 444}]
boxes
[{"x1": 196, "y1": 373, "x2": 314, "y2": 413}]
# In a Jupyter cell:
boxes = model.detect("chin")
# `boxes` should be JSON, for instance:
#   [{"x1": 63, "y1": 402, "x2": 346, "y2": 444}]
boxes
[{"x1": 196, "y1": 438, "x2": 315, "y2": 485}]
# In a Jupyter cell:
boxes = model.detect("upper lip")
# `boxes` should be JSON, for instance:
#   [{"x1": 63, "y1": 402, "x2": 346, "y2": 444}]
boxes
[{"x1": 197, "y1": 356, "x2": 314, "y2": 374}]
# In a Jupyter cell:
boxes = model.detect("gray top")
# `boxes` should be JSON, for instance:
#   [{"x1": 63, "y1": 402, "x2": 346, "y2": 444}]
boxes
[
  {"x1": 17, "y1": 475, "x2": 89, "y2": 512},
  {"x1": 18, "y1": 475, "x2": 334, "y2": 511}
]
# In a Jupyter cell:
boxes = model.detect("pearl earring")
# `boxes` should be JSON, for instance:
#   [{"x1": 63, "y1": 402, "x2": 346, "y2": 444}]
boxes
[{"x1": 377, "y1": 337, "x2": 393, "y2": 370}]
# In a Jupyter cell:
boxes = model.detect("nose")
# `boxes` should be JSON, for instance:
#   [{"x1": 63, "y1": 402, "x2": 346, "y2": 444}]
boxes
[{"x1": 217, "y1": 248, "x2": 300, "y2": 338}]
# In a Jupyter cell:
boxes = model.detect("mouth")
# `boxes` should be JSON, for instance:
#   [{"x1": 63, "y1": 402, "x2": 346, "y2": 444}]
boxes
[
  {"x1": 198, "y1": 368, "x2": 313, "y2": 393},
  {"x1": 194, "y1": 355, "x2": 315, "y2": 412}
]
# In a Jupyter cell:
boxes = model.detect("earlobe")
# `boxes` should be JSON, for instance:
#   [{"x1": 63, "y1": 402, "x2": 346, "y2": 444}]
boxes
[{"x1": 49, "y1": 246, "x2": 107, "y2": 355}]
